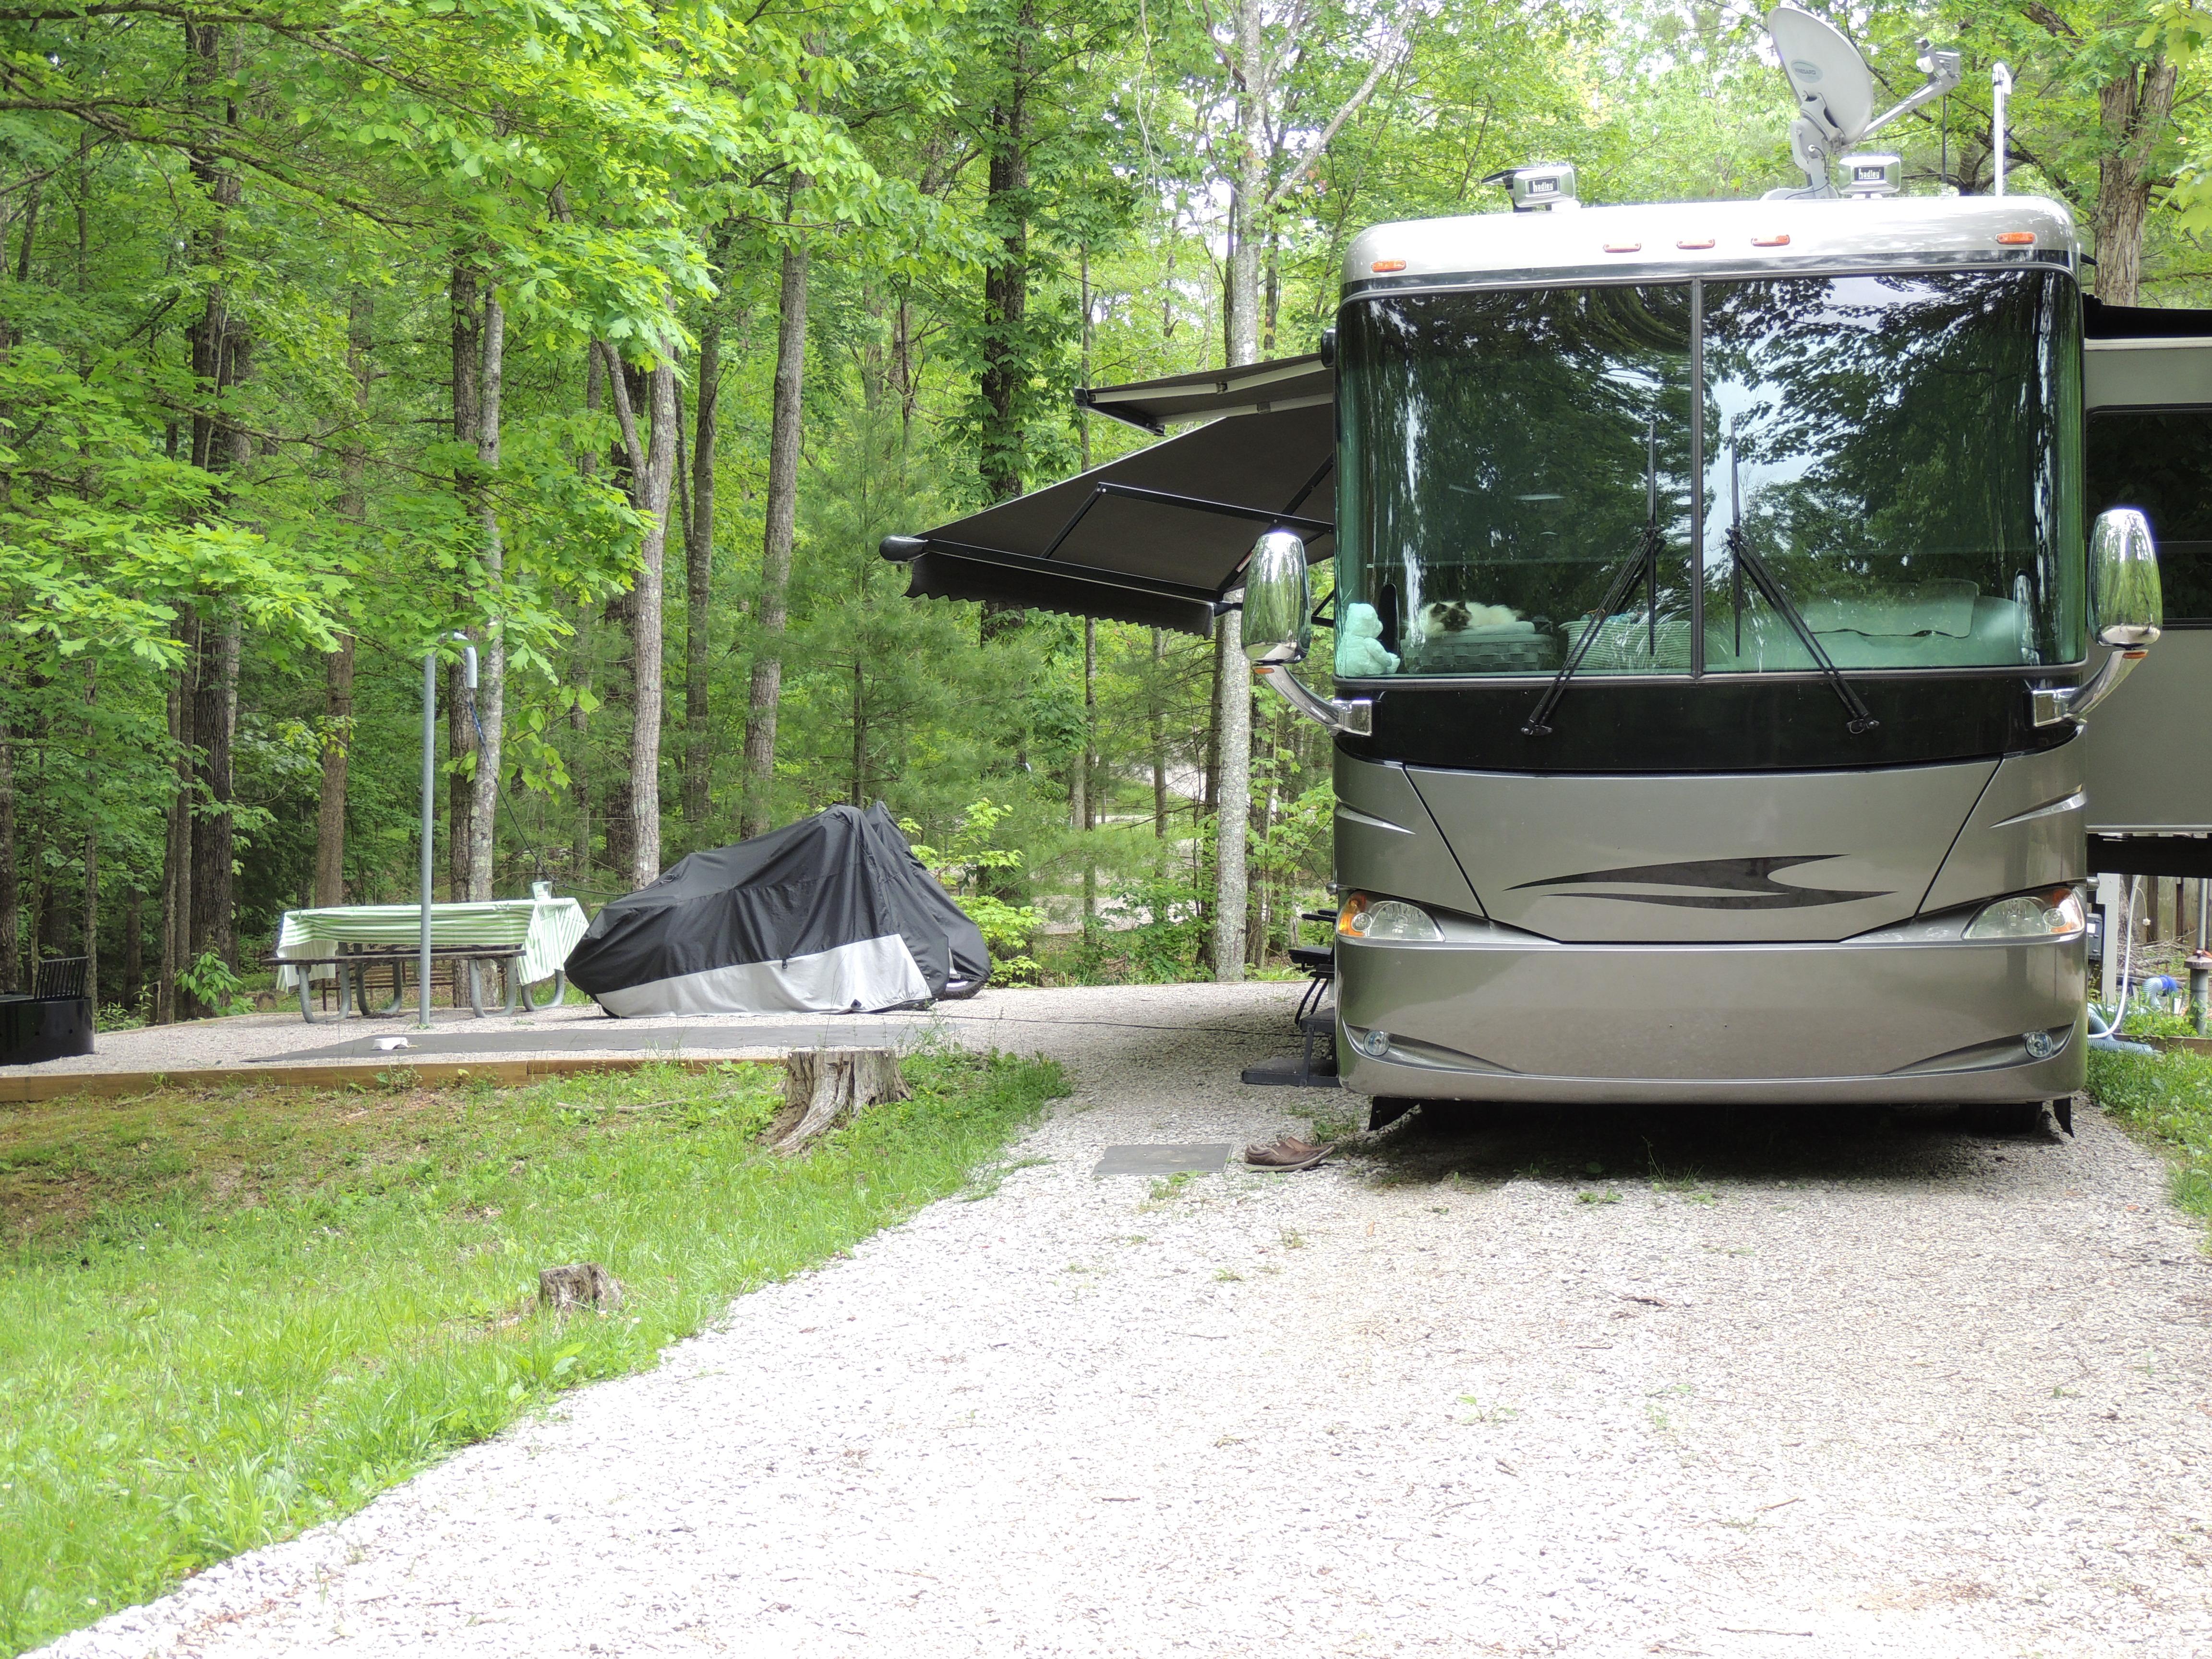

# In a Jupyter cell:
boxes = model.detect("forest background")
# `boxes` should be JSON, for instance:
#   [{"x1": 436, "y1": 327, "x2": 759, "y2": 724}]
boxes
[{"x1": 2, "y1": 0, "x2": 2210, "y2": 1020}]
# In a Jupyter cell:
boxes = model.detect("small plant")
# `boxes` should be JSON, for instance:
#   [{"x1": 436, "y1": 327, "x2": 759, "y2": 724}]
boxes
[
  {"x1": 907, "y1": 801, "x2": 1046, "y2": 985},
  {"x1": 1457, "y1": 1394, "x2": 1519, "y2": 1426},
  {"x1": 1575, "y1": 1189, "x2": 1622, "y2": 1206},
  {"x1": 1213, "y1": 1267, "x2": 1243, "y2": 1282},
  {"x1": 175, "y1": 951, "x2": 253, "y2": 1017},
  {"x1": 1305, "y1": 1108, "x2": 1362, "y2": 1143},
  {"x1": 1143, "y1": 1170, "x2": 1198, "y2": 1207}
]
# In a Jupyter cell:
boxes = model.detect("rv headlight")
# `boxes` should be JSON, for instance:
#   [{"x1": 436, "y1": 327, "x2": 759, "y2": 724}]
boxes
[
  {"x1": 1963, "y1": 886, "x2": 2085, "y2": 941},
  {"x1": 1337, "y1": 892, "x2": 1443, "y2": 943}
]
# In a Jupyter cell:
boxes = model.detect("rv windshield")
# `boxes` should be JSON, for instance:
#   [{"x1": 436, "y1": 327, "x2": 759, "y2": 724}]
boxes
[{"x1": 1334, "y1": 268, "x2": 2084, "y2": 679}]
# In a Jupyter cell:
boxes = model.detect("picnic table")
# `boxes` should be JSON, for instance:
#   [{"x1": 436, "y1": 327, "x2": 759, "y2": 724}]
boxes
[{"x1": 271, "y1": 894, "x2": 589, "y2": 1023}]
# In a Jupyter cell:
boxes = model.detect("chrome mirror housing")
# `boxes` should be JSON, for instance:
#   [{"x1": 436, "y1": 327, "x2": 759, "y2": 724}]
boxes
[
  {"x1": 1239, "y1": 529, "x2": 1311, "y2": 666},
  {"x1": 1236, "y1": 528, "x2": 1372, "y2": 735},
  {"x1": 2033, "y1": 507, "x2": 2163, "y2": 727},
  {"x1": 2092, "y1": 506, "x2": 2162, "y2": 648}
]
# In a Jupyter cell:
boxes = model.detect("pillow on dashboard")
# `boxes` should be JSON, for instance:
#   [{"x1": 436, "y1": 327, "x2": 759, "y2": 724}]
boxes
[{"x1": 1802, "y1": 578, "x2": 1978, "y2": 639}]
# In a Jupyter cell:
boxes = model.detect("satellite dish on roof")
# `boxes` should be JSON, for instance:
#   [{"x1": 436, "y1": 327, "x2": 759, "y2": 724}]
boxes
[{"x1": 1766, "y1": 6, "x2": 1875, "y2": 145}]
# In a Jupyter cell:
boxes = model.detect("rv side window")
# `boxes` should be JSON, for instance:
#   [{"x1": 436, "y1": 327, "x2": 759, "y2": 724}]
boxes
[{"x1": 2087, "y1": 409, "x2": 2212, "y2": 625}]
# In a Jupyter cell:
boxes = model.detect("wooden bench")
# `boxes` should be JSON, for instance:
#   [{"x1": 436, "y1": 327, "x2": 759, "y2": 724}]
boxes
[{"x1": 276, "y1": 945, "x2": 535, "y2": 1024}]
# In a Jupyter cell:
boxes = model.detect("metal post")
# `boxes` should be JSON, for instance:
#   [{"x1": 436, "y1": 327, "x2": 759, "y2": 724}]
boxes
[
  {"x1": 1991, "y1": 63, "x2": 2012, "y2": 197},
  {"x1": 2095, "y1": 871, "x2": 2124, "y2": 1008},
  {"x1": 419, "y1": 650, "x2": 437, "y2": 1029},
  {"x1": 2192, "y1": 879, "x2": 2211, "y2": 1035}
]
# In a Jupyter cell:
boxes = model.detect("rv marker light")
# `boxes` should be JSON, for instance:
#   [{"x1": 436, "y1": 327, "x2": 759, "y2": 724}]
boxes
[
  {"x1": 1676, "y1": 237, "x2": 1716, "y2": 250},
  {"x1": 1996, "y1": 231, "x2": 2037, "y2": 246},
  {"x1": 1370, "y1": 258, "x2": 1407, "y2": 272},
  {"x1": 1750, "y1": 233, "x2": 1791, "y2": 247},
  {"x1": 1603, "y1": 241, "x2": 1642, "y2": 253}
]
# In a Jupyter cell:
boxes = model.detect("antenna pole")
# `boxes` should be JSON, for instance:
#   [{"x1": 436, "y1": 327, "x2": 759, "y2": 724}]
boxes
[{"x1": 1991, "y1": 63, "x2": 2013, "y2": 196}]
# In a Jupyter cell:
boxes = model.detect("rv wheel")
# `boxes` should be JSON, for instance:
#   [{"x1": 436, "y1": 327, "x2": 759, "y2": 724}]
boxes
[{"x1": 1958, "y1": 1100, "x2": 2054, "y2": 1138}]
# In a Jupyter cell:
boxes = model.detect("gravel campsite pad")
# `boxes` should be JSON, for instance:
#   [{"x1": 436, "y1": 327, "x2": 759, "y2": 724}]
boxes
[{"x1": 34, "y1": 983, "x2": 2212, "y2": 1658}]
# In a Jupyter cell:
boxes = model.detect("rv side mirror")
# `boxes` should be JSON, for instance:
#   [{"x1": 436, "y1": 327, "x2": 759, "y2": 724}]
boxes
[
  {"x1": 2091, "y1": 507, "x2": 2162, "y2": 649},
  {"x1": 2039, "y1": 507, "x2": 2166, "y2": 726},
  {"x1": 1240, "y1": 529, "x2": 1311, "y2": 666}
]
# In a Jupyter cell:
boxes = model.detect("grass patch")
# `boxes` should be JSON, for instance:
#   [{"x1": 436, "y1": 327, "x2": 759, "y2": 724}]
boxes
[
  {"x1": 0, "y1": 1052, "x2": 1066, "y2": 1655},
  {"x1": 2090, "y1": 1046, "x2": 2212, "y2": 1229}
]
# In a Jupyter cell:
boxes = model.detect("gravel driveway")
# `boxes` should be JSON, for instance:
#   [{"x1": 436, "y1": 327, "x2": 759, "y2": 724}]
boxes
[{"x1": 34, "y1": 983, "x2": 2212, "y2": 1658}]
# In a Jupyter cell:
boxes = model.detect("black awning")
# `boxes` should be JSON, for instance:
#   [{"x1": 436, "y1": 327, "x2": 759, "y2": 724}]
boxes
[
  {"x1": 1073, "y1": 353, "x2": 1331, "y2": 433},
  {"x1": 880, "y1": 401, "x2": 1334, "y2": 637}
]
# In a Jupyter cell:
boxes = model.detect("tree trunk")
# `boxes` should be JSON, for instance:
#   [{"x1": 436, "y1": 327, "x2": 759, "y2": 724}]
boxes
[
  {"x1": 1150, "y1": 628, "x2": 1167, "y2": 839},
  {"x1": 315, "y1": 290, "x2": 371, "y2": 908},
  {"x1": 190, "y1": 611, "x2": 240, "y2": 973},
  {"x1": 446, "y1": 663, "x2": 473, "y2": 896},
  {"x1": 629, "y1": 351, "x2": 677, "y2": 889},
  {"x1": 467, "y1": 289, "x2": 506, "y2": 900},
  {"x1": 974, "y1": 5, "x2": 1034, "y2": 640},
  {"x1": 1082, "y1": 616, "x2": 1097, "y2": 922},
  {"x1": 183, "y1": 23, "x2": 237, "y2": 480},
  {"x1": 771, "y1": 1047, "x2": 911, "y2": 1154},
  {"x1": 571, "y1": 625, "x2": 595, "y2": 880},
  {"x1": 739, "y1": 240, "x2": 809, "y2": 840},
  {"x1": 447, "y1": 262, "x2": 482, "y2": 898},
  {"x1": 122, "y1": 886, "x2": 142, "y2": 1011},
  {"x1": 1210, "y1": 614, "x2": 1252, "y2": 983},
  {"x1": 2093, "y1": 57, "x2": 2178, "y2": 306},
  {"x1": 0, "y1": 718, "x2": 16, "y2": 994},
  {"x1": 80, "y1": 661, "x2": 96, "y2": 1007},
  {"x1": 979, "y1": 12, "x2": 1032, "y2": 506},
  {"x1": 156, "y1": 613, "x2": 197, "y2": 1023},
  {"x1": 849, "y1": 656, "x2": 867, "y2": 806},
  {"x1": 601, "y1": 605, "x2": 635, "y2": 881},
  {"x1": 1208, "y1": 0, "x2": 1268, "y2": 985},
  {"x1": 313, "y1": 638, "x2": 356, "y2": 907},
  {"x1": 684, "y1": 302, "x2": 722, "y2": 835}
]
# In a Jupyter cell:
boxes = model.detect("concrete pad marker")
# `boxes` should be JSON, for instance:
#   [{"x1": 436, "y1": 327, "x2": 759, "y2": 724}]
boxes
[{"x1": 1091, "y1": 1143, "x2": 1234, "y2": 1177}]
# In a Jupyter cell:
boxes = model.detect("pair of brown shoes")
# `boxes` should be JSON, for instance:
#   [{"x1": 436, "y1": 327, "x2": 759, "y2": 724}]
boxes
[{"x1": 1244, "y1": 1135, "x2": 1331, "y2": 1171}]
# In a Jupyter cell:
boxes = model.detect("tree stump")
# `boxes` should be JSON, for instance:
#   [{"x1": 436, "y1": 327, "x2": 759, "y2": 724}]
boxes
[
  {"x1": 538, "y1": 1262, "x2": 624, "y2": 1313},
  {"x1": 770, "y1": 1047, "x2": 911, "y2": 1154}
]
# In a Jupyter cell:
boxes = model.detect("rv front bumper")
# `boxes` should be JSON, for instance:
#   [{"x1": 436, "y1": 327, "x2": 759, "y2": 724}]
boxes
[{"x1": 1334, "y1": 926, "x2": 2087, "y2": 1106}]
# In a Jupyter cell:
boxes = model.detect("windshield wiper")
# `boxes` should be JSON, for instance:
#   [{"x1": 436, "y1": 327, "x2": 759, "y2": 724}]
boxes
[
  {"x1": 1723, "y1": 440, "x2": 1879, "y2": 735},
  {"x1": 1523, "y1": 419, "x2": 1664, "y2": 738}
]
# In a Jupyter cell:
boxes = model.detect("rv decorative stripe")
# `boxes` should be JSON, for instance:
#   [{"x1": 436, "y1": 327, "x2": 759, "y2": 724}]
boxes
[{"x1": 1510, "y1": 855, "x2": 1889, "y2": 910}]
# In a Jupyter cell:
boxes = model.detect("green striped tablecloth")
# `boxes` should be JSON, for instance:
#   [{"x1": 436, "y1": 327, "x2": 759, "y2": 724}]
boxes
[{"x1": 272, "y1": 898, "x2": 589, "y2": 991}]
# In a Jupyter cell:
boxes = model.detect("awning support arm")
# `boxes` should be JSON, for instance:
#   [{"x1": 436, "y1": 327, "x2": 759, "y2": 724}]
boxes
[{"x1": 1034, "y1": 480, "x2": 1334, "y2": 569}]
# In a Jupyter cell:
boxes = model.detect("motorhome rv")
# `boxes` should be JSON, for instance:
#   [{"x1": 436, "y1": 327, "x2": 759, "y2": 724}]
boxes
[{"x1": 881, "y1": 9, "x2": 2201, "y2": 1130}]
